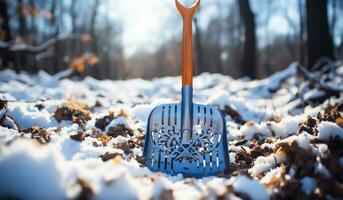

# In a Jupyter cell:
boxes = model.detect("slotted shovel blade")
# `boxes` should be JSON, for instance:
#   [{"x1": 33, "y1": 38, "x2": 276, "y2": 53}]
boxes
[{"x1": 143, "y1": 103, "x2": 229, "y2": 177}]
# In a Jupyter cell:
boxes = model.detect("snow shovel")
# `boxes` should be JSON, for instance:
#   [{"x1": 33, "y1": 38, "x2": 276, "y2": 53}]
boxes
[{"x1": 143, "y1": 0, "x2": 229, "y2": 177}]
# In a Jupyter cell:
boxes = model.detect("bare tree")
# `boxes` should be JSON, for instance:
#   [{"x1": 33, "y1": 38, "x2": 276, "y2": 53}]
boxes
[
  {"x1": 50, "y1": 0, "x2": 59, "y2": 36},
  {"x1": 330, "y1": 0, "x2": 337, "y2": 37},
  {"x1": 70, "y1": 0, "x2": 77, "y2": 33},
  {"x1": 0, "y1": 0, "x2": 12, "y2": 69},
  {"x1": 193, "y1": 14, "x2": 205, "y2": 75},
  {"x1": 89, "y1": 0, "x2": 100, "y2": 78},
  {"x1": 263, "y1": 0, "x2": 272, "y2": 75},
  {"x1": 204, "y1": 17, "x2": 223, "y2": 74},
  {"x1": 89, "y1": 0, "x2": 99, "y2": 53},
  {"x1": 298, "y1": 0, "x2": 306, "y2": 65},
  {"x1": 306, "y1": 0, "x2": 334, "y2": 68},
  {"x1": 17, "y1": 0, "x2": 28, "y2": 38},
  {"x1": 238, "y1": 0, "x2": 256, "y2": 78}
]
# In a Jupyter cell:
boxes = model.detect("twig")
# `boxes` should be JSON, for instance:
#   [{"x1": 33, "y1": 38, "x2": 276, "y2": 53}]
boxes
[
  {"x1": 0, "y1": 99, "x2": 47, "y2": 103},
  {"x1": 296, "y1": 64, "x2": 342, "y2": 94},
  {"x1": 0, "y1": 34, "x2": 86, "y2": 54}
]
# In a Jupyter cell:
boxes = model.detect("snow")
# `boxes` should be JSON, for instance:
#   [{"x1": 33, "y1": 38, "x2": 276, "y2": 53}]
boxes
[
  {"x1": 230, "y1": 110, "x2": 311, "y2": 140},
  {"x1": 230, "y1": 176, "x2": 269, "y2": 200},
  {"x1": 205, "y1": 178, "x2": 228, "y2": 197},
  {"x1": 151, "y1": 177, "x2": 172, "y2": 199},
  {"x1": 303, "y1": 88, "x2": 326, "y2": 101},
  {"x1": 317, "y1": 121, "x2": 343, "y2": 140},
  {"x1": 96, "y1": 174, "x2": 145, "y2": 200},
  {"x1": 1, "y1": 116, "x2": 19, "y2": 130},
  {"x1": 316, "y1": 143, "x2": 329, "y2": 158},
  {"x1": 260, "y1": 166, "x2": 284, "y2": 185},
  {"x1": 237, "y1": 122, "x2": 271, "y2": 139},
  {"x1": 0, "y1": 93, "x2": 16, "y2": 101},
  {"x1": 249, "y1": 153, "x2": 287, "y2": 176},
  {"x1": 112, "y1": 135, "x2": 130, "y2": 144},
  {"x1": 207, "y1": 91, "x2": 265, "y2": 122},
  {"x1": 0, "y1": 127, "x2": 20, "y2": 145},
  {"x1": 0, "y1": 64, "x2": 342, "y2": 199},
  {"x1": 105, "y1": 116, "x2": 134, "y2": 133},
  {"x1": 300, "y1": 177, "x2": 317, "y2": 195},
  {"x1": 279, "y1": 132, "x2": 313, "y2": 150},
  {"x1": 0, "y1": 140, "x2": 68, "y2": 200},
  {"x1": 7, "y1": 103, "x2": 55, "y2": 128},
  {"x1": 131, "y1": 103, "x2": 156, "y2": 126},
  {"x1": 269, "y1": 116, "x2": 303, "y2": 137},
  {"x1": 172, "y1": 182, "x2": 203, "y2": 200},
  {"x1": 0, "y1": 108, "x2": 6, "y2": 120}
]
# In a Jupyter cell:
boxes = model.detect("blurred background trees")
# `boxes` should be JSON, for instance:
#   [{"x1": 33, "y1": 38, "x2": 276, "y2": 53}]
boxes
[{"x1": 0, "y1": 0, "x2": 342, "y2": 80}]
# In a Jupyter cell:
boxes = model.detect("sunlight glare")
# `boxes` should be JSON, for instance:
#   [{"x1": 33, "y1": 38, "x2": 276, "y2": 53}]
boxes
[{"x1": 108, "y1": 0, "x2": 174, "y2": 58}]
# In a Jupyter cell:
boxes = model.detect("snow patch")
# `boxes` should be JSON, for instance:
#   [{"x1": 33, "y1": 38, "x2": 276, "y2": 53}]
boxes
[
  {"x1": 249, "y1": 153, "x2": 286, "y2": 176},
  {"x1": 230, "y1": 176, "x2": 269, "y2": 200},
  {"x1": 269, "y1": 116, "x2": 303, "y2": 137},
  {"x1": 105, "y1": 116, "x2": 135, "y2": 133},
  {"x1": 317, "y1": 121, "x2": 343, "y2": 140},
  {"x1": 7, "y1": 103, "x2": 54, "y2": 128},
  {"x1": 0, "y1": 140, "x2": 69, "y2": 199}
]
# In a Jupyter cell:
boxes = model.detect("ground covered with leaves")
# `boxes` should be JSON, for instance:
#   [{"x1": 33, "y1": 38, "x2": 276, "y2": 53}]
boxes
[{"x1": 0, "y1": 62, "x2": 342, "y2": 200}]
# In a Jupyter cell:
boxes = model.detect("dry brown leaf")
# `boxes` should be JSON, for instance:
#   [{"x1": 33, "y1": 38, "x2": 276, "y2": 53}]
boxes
[
  {"x1": 336, "y1": 118, "x2": 343, "y2": 129},
  {"x1": 117, "y1": 108, "x2": 130, "y2": 118},
  {"x1": 263, "y1": 164, "x2": 287, "y2": 188},
  {"x1": 0, "y1": 31, "x2": 6, "y2": 41},
  {"x1": 96, "y1": 134, "x2": 111, "y2": 146},
  {"x1": 86, "y1": 55, "x2": 99, "y2": 65},
  {"x1": 70, "y1": 57, "x2": 85, "y2": 74},
  {"x1": 245, "y1": 121, "x2": 255, "y2": 127},
  {"x1": 112, "y1": 155, "x2": 122, "y2": 165}
]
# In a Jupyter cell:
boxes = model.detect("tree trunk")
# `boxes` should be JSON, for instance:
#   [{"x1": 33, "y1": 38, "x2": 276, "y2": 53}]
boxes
[
  {"x1": 17, "y1": 0, "x2": 28, "y2": 72},
  {"x1": 0, "y1": 0, "x2": 12, "y2": 69},
  {"x1": 89, "y1": 0, "x2": 100, "y2": 78},
  {"x1": 298, "y1": 0, "x2": 305, "y2": 66},
  {"x1": 263, "y1": 0, "x2": 272, "y2": 76},
  {"x1": 50, "y1": 0, "x2": 59, "y2": 36},
  {"x1": 330, "y1": 0, "x2": 336, "y2": 37},
  {"x1": 70, "y1": 0, "x2": 77, "y2": 33},
  {"x1": 306, "y1": 0, "x2": 334, "y2": 69},
  {"x1": 89, "y1": 0, "x2": 99, "y2": 54},
  {"x1": 70, "y1": 0, "x2": 78, "y2": 72},
  {"x1": 330, "y1": 0, "x2": 338, "y2": 58},
  {"x1": 193, "y1": 15, "x2": 204, "y2": 75},
  {"x1": 17, "y1": 0, "x2": 27, "y2": 38},
  {"x1": 50, "y1": 0, "x2": 61, "y2": 73},
  {"x1": 238, "y1": 0, "x2": 257, "y2": 79}
]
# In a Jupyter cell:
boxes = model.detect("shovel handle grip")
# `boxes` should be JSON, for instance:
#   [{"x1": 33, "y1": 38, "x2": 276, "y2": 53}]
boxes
[{"x1": 176, "y1": 0, "x2": 200, "y2": 86}]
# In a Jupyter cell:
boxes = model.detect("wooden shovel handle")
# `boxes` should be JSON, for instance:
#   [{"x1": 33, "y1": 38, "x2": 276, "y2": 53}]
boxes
[{"x1": 176, "y1": 0, "x2": 200, "y2": 86}]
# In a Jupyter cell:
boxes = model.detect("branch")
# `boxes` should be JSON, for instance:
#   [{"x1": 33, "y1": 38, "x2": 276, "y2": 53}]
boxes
[
  {"x1": 296, "y1": 64, "x2": 343, "y2": 94},
  {"x1": 0, "y1": 34, "x2": 87, "y2": 54}
]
